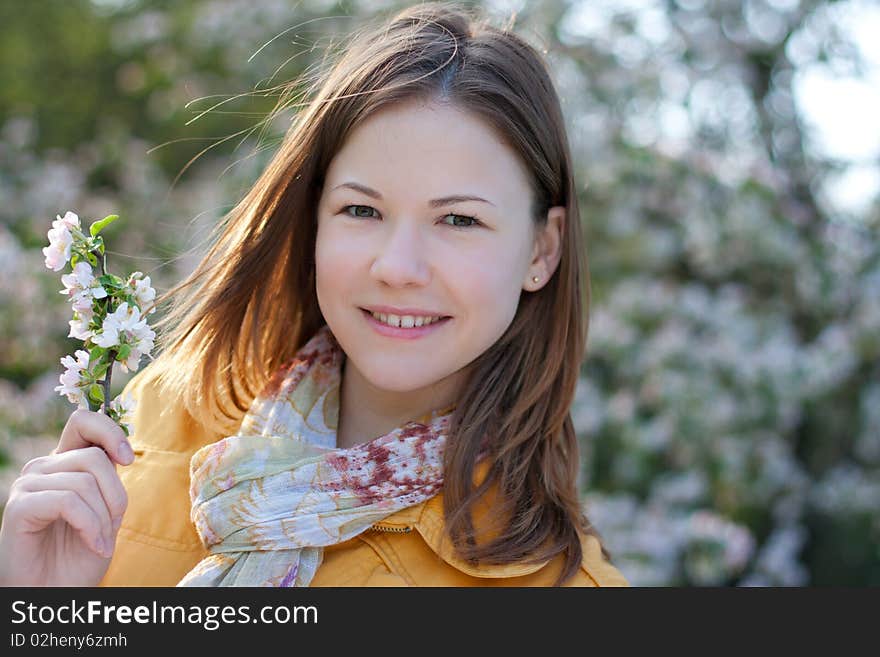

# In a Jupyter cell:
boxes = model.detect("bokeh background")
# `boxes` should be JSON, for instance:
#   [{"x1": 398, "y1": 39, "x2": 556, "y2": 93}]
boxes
[{"x1": 1, "y1": 0, "x2": 878, "y2": 586}]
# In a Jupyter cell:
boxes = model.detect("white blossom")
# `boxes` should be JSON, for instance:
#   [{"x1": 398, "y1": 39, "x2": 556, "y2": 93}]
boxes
[
  {"x1": 127, "y1": 271, "x2": 156, "y2": 313},
  {"x1": 91, "y1": 302, "x2": 156, "y2": 373},
  {"x1": 60, "y1": 261, "x2": 108, "y2": 313},
  {"x1": 56, "y1": 210, "x2": 80, "y2": 232},
  {"x1": 108, "y1": 391, "x2": 137, "y2": 434},
  {"x1": 53, "y1": 349, "x2": 91, "y2": 408},
  {"x1": 120, "y1": 344, "x2": 152, "y2": 373},
  {"x1": 67, "y1": 310, "x2": 95, "y2": 341},
  {"x1": 42, "y1": 211, "x2": 80, "y2": 272}
]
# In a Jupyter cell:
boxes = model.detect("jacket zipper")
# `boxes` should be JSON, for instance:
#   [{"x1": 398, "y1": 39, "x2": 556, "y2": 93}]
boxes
[{"x1": 369, "y1": 523, "x2": 413, "y2": 533}]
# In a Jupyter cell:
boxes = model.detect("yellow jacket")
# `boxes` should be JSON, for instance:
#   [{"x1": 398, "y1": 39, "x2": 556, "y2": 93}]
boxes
[{"x1": 99, "y1": 369, "x2": 629, "y2": 587}]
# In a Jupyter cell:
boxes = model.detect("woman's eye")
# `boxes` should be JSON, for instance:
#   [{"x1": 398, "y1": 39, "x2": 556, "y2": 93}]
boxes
[
  {"x1": 344, "y1": 205, "x2": 378, "y2": 218},
  {"x1": 440, "y1": 214, "x2": 480, "y2": 229}
]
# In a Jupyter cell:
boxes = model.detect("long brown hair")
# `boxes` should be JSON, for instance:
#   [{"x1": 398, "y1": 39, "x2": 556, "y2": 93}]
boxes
[{"x1": 142, "y1": 1, "x2": 610, "y2": 586}]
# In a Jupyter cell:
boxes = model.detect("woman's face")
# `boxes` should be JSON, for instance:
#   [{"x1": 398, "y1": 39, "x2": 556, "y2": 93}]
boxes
[{"x1": 315, "y1": 99, "x2": 559, "y2": 400}]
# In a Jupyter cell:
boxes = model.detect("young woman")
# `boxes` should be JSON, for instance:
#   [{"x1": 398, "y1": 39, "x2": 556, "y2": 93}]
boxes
[{"x1": 0, "y1": 2, "x2": 628, "y2": 587}]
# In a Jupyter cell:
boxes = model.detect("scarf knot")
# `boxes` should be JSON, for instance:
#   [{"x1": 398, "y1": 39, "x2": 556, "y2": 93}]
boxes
[{"x1": 178, "y1": 324, "x2": 451, "y2": 587}]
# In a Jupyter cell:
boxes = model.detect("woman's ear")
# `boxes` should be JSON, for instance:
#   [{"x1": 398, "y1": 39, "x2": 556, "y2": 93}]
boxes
[{"x1": 524, "y1": 206, "x2": 565, "y2": 291}]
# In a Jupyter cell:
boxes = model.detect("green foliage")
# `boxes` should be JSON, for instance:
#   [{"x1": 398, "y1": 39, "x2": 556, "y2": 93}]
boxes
[{"x1": 89, "y1": 214, "x2": 119, "y2": 237}]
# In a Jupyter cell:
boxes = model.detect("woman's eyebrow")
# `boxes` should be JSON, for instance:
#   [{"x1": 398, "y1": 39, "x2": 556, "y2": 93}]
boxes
[{"x1": 331, "y1": 181, "x2": 496, "y2": 207}]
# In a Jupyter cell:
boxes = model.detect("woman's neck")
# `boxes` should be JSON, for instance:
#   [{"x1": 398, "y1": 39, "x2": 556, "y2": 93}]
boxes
[{"x1": 335, "y1": 356, "x2": 461, "y2": 450}]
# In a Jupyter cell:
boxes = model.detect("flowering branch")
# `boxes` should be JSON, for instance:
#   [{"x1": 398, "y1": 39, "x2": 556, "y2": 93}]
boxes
[{"x1": 44, "y1": 211, "x2": 156, "y2": 436}]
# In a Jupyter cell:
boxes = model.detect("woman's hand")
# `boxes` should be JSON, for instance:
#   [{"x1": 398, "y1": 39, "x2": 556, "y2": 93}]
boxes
[{"x1": 0, "y1": 409, "x2": 134, "y2": 586}]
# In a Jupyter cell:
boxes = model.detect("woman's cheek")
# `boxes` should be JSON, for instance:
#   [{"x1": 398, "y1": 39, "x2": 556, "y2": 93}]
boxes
[
  {"x1": 466, "y1": 250, "x2": 522, "y2": 305},
  {"x1": 449, "y1": 256, "x2": 523, "y2": 365},
  {"x1": 316, "y1": 224, "x2": 361, "y2": 277},
  {"x1": 315, "y1": 230, "x2": 355, "y2": 317}
]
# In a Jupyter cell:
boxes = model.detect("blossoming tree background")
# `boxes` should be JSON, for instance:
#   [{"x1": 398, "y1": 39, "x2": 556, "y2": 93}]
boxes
[{"x1": 1, "y1": 0, "x2": 878, "y2": 585}]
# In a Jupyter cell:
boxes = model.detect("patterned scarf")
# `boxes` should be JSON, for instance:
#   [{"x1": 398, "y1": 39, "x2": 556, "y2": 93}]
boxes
[{"x1": 177, "y1": 324, "x2": 453, "y2": 587}]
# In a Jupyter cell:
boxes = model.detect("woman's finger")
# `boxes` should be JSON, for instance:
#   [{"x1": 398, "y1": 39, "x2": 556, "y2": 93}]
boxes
[
  {"x1": 4, "y1": 488, "x2": 109, "y2": 557},
  {"x1": 55, "y1": 409, "x2": 134, "y2": 466},
  {"x1": 19, "y1": 447, "x2": 128, "y2": 521},
  {"x1": 15, "y1": 472, "x2": 116, "y2": 550}
]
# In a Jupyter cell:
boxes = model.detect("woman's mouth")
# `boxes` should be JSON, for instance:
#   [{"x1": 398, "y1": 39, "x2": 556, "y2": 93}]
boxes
[{"x1": 359, "y1": 308, "x2": 452, "y2": 340}]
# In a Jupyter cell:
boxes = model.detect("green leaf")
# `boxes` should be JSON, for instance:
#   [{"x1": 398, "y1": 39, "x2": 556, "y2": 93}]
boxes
[
  {"x1": 89, "y1": 214, "x2": 119, "y2": 237},
  {"x1": 88, "y1": 345, "x2": 105, "y2": 365},
  {"x1": 88, "y1": 384, "x2": 105, "y2": 404},
  {"x1": 86, "y1": 252, "x2": 98, "y2": 267},
  {"x1": 116, "y1": 344, "x2": 132, "y2": 362},
  {"x1": 70, "y1": 254, "x2": 79, "y2": 267},
  {"x1": 97, "y1": 274, "x2": 123, "y2": 289},
  {"x1": 92, "y1": 362, "x2": 110, "y2": 380}
]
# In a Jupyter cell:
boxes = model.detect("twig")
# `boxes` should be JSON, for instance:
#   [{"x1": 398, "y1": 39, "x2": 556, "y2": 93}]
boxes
[{"x1": 97, "y1": 249, "x2": 115, "y2": 416}]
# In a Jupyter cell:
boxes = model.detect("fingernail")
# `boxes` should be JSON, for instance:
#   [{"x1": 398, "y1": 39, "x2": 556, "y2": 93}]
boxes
[
  {"x1": 118, "y1": 440, "x2": 134, "y2": 463},
  {"x1": 96, "y1": 536, "x2": 106, "y2": 556}
]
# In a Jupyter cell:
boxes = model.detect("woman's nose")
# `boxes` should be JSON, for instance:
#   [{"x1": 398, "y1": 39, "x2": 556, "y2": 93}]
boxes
[{"x1": 369, "y1": 222, "x2": 431, "y2": 287}]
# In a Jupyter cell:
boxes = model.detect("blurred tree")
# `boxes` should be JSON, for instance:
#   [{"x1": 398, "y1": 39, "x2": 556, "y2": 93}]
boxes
[{"x1": 1, "y1": 0, "x2": 877, "y2": 585}]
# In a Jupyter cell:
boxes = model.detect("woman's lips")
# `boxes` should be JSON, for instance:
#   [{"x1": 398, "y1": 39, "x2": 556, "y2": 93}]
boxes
[{"x1": 360, "y1": 308, "x2": 452, "y2": 340}]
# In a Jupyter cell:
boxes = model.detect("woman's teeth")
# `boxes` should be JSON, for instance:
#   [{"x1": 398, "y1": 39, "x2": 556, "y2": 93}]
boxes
[{"x1": 369, "y1": 311, "x2": 444, "y2": 328}]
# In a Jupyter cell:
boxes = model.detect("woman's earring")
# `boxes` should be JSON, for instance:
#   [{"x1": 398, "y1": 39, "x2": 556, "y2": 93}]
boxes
[{"x1": 532, "y1": 276, "x2": 540, "y2": 283}]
